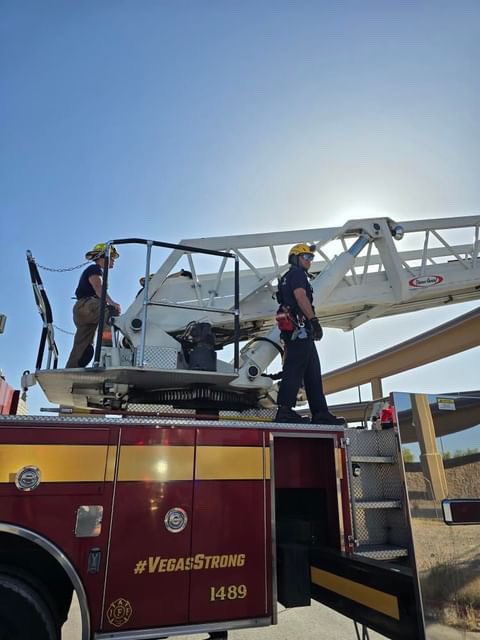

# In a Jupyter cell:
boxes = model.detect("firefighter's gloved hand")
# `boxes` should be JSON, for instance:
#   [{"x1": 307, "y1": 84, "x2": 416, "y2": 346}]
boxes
[{"x1": 310, "y1": 317, "x2": 323, "y2": 341}]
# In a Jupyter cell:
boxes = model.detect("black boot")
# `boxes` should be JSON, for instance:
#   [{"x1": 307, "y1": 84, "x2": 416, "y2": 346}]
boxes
[
  {"x1": 78, "y1": 344, "x2": 94, "y2": 368},
  {"x1": 311, "y1": 411, "x2": 346, "y2": 426},
  {"x1": 275, "y1": 406, "x2": 306, "y2": 423}
]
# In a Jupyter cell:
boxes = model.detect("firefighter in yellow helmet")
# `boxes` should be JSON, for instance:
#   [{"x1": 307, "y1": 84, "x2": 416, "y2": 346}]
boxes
[
  {"x1": 275, "y1": 243, "x2": 345, "y2": 425},
  {"x1": 65, "y1": 243, "x2": 121, "y2": 368}
]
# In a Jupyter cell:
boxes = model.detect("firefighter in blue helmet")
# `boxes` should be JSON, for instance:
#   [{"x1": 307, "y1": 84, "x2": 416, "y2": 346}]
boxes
[{"x1": 275, "y1": 243, "x2": 345, "y2": 425}]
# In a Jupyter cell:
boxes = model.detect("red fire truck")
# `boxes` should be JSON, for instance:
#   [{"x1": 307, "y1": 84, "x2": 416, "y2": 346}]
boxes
[{"x1": 1, "y1": 217, "x2": 479, "y2": 639}]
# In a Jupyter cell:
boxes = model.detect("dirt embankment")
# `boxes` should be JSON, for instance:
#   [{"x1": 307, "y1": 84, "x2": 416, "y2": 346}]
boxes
[
  {"x1": 405, "y1": 454, "x2": 480, "y2": 499},
  {"x1": 402, "y1": 455, "x2": 480, "y2": 631}
]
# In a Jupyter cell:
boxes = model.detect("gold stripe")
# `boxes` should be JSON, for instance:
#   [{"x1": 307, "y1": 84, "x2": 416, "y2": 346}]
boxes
[
  {"x1": 335, "y1": 448, "x2": 343, "y2": 479},
  {"x1": 310, "y1": 566, "x2": 400, "y2": 620},
  {"x1": 264, "y1": 448, "x2": 271, "y2": 480},
  {"x1": 0, "y1": 444, "x2": 269, "y2": 483},
  {"x1": 196, "y1": 446, "x2": 267, "y2": 480},
  {"x1": 105, "y1": 444, "x2": 118, "y2": 482},
  {"x1": 0, "y1": 445, "x2": 111, "y2": 483},
  {"x1": 118, "y1": 446, "x2": 194, "y2": 481}
]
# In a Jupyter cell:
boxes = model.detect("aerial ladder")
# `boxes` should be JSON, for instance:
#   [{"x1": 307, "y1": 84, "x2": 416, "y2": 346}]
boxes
[
  {"x1": 23, "y1": 215, "x2": 480, "y2": 410},
  {"x1": 3, "y1": 214, "x2": 479, "y2": 640}
]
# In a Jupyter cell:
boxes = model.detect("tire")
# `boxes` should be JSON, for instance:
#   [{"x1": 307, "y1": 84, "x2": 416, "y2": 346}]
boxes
[
  {"x1": 0, "y1": 564, "x2": 64, "y2": 629},
  {"x1": 0, "y1": 574, "x2": 57, "y2": 640}
]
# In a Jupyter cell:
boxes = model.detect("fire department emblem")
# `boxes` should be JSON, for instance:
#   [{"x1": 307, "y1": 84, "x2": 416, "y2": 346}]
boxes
[{"x1": 106, "y1": 598, "x2": 132, "y2": 627}]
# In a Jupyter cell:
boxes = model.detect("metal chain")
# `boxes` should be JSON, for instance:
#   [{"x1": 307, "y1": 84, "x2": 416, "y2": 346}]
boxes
[
  {"x1": 53, "y1": 324, "x2": 75, "y2": 336},
  {"x1": 36, "y1": 260, "x2": 90, "y2": 273}
]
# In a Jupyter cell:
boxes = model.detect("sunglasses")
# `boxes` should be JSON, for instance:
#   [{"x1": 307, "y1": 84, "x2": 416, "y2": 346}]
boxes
[{"x1": 300, "y1": 253, "x2": 315, "y2": 261}]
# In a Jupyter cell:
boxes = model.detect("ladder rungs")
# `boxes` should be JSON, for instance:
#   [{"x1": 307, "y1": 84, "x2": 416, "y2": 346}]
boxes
[
  {"x1": 351, "y1": 455, "x2": 395, "y2": 464},
  {"x1": 355, "y1": 499, "x2": 402, "y2": 509}
]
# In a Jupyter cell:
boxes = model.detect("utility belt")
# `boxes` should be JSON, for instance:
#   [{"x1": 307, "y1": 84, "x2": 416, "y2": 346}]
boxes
[
  {"x1": 74, "y1": 297, "x2": 116, "y2": 312},
  {"x1": 276, "y1": 305, "x2": 309, "y2": 338},
  {"x1": 75, "y1": 296, "x2": 113, "y2": 307},
  {"x1": 276, "y1": 306, "x2": 297, "y2": 332},
  {"x1": 277, "y1": 305, "x2": 320, "y2": 341}
]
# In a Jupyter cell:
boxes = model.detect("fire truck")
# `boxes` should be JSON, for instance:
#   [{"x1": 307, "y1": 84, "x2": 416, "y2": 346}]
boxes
[{"x1": 1, "y1": 216, "x2": 479, "y2": 640}]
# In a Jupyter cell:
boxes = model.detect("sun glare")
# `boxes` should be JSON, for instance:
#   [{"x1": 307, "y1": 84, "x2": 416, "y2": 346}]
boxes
[{"x1": 340, "y1": 206, "x2": 393, "y2": 221}]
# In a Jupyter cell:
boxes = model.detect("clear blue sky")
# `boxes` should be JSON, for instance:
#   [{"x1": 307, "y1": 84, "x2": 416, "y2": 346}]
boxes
[{"x1": 1, "y1": 1, "x2": 479, "y2": 413}]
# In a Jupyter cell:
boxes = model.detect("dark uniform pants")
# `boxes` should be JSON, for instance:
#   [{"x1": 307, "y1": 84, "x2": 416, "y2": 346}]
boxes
[
  {"x1": 65, "y1": 298, "x2": 115, "y2": 368},
  {"x1": 277, "y1": 337, "x2": 328, "y2": 413}
]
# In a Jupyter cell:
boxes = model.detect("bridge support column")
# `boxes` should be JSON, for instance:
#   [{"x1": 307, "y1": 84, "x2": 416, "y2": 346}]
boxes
[
  {"x1": 410, "y1": 393, "x2": 448, "y2": 502},
  {"x1": 371, "y1": 377, "x2": 383, "y2": 399}
]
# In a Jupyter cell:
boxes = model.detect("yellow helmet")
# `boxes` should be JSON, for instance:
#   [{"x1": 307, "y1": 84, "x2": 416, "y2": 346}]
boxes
[
  {"x1": 288, "y1": 243, "x2": 316, "y2": 258},
  {"x1": 85, "y1": 243, "x2": 120, "y2": 261}
]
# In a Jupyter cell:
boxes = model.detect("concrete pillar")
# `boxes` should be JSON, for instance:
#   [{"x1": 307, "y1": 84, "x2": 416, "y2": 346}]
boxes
[{"x1": 410, "y1": 393, "x2": 448, "y2": 501}]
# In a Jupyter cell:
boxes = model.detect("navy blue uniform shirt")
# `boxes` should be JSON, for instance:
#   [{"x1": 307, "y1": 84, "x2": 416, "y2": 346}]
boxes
[
  {"x1": 278, "y1": 265, "x2": 313, "y2": 313},
  {"x1": 75, "y1": 264, "x2": 103, "y2": 299}
]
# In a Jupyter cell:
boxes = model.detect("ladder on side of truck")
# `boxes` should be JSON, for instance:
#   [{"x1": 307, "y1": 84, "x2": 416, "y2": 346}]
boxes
[{"x1": 344, "y1": 429, "x2": 410, "y2": 561}]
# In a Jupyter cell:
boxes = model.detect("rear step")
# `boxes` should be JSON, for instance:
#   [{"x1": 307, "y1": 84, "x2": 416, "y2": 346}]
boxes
[
  {"x1": 310, "y1": 548, "x2": 420, "y2": 640},
  {"x1": 354, "y1": 544, "x2": 409, "y2": 560}
]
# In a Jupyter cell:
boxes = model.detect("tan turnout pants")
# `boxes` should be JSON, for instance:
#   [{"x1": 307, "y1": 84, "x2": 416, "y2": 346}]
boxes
[{"x1": 65, "y1": 298, "x2": 115, "y2": 368}]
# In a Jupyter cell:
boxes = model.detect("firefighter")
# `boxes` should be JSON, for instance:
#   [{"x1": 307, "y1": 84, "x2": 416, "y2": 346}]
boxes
[
  {"x1": 275, "y1": 243, "x2": 345, "y2": 425},
  {"x1": 136, "y1": 273, "x2": 154, "y2": 297},
  {"x1": 65, "y1": 243, "x2": 121, "y2": 368}
]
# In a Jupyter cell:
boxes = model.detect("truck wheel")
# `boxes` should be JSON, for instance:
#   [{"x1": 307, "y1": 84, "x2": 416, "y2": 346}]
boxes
[{"x1": 0, "y1": 574, "x2": 58, "y2": 640}]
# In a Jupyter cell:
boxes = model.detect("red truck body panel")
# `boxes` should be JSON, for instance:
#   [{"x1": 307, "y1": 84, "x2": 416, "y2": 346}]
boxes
[{"x1": 0, "y1": 416, "x2": 349, "y2": 637}]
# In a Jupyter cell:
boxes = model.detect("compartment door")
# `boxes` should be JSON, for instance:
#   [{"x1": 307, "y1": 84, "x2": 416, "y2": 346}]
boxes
[
  {"x1": 394, "y1": 391, "x2": 480, "y2": 639},
  {"x1": 188, "y1": 429, "x2": 270, "y2": 624},
  {"x1": 102, "y1": 426, "x2": 195, "y2": 631}
]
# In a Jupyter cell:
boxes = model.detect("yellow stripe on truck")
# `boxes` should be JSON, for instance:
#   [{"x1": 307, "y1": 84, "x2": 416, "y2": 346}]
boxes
[
  {"x1": 310, "y1": 566, "x2": 400, "y2": 620},
  {"x1": 0, "y1": 444, "x2": 111, "y2": 483},
  {"x1": 0, "y1": 444, "x2": 269, "y2": 483},
  {"x1": 118, "y1": 445, "x2": 269, "y2": 481},
  {"x1": 118, "y1": 445, "x2": 195, "y2": 482},
  {"x1": 195, "y1": 446, "x2": 268, "y2": 480}
]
